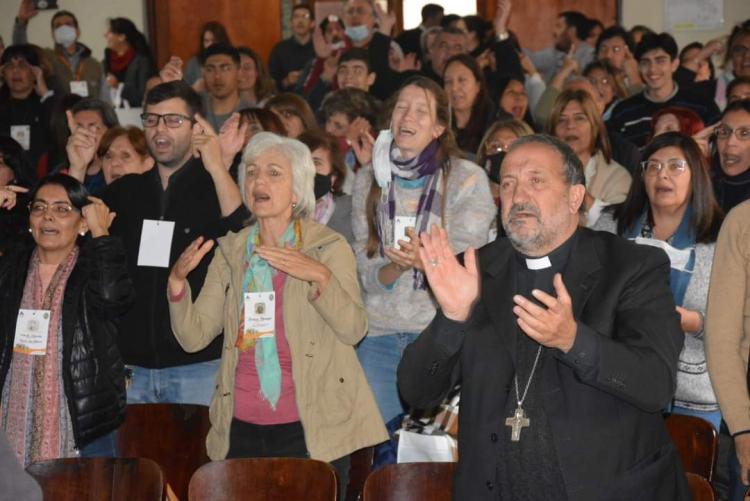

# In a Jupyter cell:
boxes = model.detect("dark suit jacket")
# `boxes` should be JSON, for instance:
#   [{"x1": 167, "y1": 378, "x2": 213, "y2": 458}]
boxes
[{"x1": 398, "y1": 228, "x2": 690, "y2": 501}]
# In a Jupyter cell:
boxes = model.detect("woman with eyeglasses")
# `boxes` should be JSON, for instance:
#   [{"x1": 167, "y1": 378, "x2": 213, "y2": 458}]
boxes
[
  {"x1": 548, "y1": 89, "x2": 632, "y2": 227},
  {"x1": 594, "y1": 132, "x2": 724, "y2": 430},
  {"x1": 583, "y1": 61, "x2": 627, "y2": 121},
  {"x1": 0, "y1": 174, "x2": 133, "y2": 466},
  {"x1": 711, "y1": 99, "x2": 750, "y2": 213},
  {"x1": 475, "y1": 118, "x2": 533, "y2": 242},
  {"x1": 476, "y1": 118, "x2": 533, "y2": 206}
]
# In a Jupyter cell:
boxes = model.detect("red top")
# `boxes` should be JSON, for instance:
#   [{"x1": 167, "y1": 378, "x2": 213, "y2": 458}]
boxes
[{"x1": 233, "y1": 272, "x2": 300, "y2": 425}]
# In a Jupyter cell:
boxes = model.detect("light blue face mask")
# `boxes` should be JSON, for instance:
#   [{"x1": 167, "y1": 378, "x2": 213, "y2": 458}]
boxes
[{"x1": 345, "y1": 24, "x2": 370, "y2": 42}]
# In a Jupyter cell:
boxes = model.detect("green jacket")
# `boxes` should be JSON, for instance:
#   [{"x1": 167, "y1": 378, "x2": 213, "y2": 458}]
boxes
[
  {"x1": 169, "y1": 218, "x2": 388, "y2": 461},
  {"x1": 44, "y1": 44, "x2": 103, "y2": 99}
]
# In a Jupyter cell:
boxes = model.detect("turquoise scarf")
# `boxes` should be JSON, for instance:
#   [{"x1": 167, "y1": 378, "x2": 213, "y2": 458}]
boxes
[{"x1": 238, "y1": 220, "x2": 301, "y2": 410}]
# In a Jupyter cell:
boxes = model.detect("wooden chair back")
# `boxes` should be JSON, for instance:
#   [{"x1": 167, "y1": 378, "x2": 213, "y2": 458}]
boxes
[
  {"x1": 686, "y1": 472, "x2": 716, "y2": 501},
  {"x1": 665, "y1": 414, "x2": 719, "y2": 482},
  {"x1": 362, "y1": 462, "x2": 456, "y2": 501},
  {"x1": 26, "y1": 457, "x2": 163, "y2": 501},
  {"x1": 117, "y1": 403, "x2": 210, "y2": 499},
  {"x1": 188, "y1": 457, "x2": 337, "y2": 501},
  {"x1": 345, "y1": 447, "x2": 374, "y2": 501}
]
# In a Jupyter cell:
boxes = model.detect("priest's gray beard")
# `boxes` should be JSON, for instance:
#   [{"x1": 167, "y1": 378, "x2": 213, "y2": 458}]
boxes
[{"x1": 502, "y1": 200, "x2": 571, "y2": 256}]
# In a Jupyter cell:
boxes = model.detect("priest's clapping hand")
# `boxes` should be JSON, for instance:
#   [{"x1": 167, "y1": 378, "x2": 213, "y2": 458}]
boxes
[
  {"x1": 512, "y1": 273, "x2": 577, "y2": 353},
  {"x1": 419, "y1": 224, "x2": 479, "y2": 323}
]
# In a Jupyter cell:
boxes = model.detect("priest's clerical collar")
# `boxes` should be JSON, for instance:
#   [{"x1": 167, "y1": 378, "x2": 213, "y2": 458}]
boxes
[{"x1": 513, "y1": 230, "x2": 579, "y2": 272}]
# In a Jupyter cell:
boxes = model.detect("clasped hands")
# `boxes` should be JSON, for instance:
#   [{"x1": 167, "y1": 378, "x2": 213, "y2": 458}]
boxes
[{"x1": 418, "y1": 225, "x2": 577, "y2": 352}]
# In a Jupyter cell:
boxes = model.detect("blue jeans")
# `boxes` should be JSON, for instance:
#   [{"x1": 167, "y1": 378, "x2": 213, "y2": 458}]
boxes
[
  {"x1": 125, "y1": 359, "x2": 221, "y2": 406},
  {"x1": 729, "y1": 438, "x2": 749, "y2": 501},
  {"x1": 356, "y1": 332, "x2": 419, "y2": 424},
  {"x1": 670, "y1": 405, "x2": 722, "y2": 432},
  {"x1": 79, "y1": 429, "x2": 118, "y2": 457}
]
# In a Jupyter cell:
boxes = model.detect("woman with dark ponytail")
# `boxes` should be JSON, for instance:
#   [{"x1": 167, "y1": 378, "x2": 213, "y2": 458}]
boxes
[{"x1": 103, "y1": 17, "x2": 156, "y2": 107}]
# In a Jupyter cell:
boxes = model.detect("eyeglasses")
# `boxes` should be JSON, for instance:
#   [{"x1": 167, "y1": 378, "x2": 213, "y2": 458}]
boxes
[
  {"x1": 715, "y1": 125, "x2": 750, "y2": 141},
  {"x1": 641, "y1": 158, "x2": 689, "y2": 176},
  {"x1": 598, "y1": 44, "x2": 624, "y2": 55},
  {"x1": 485, "y1": 141, "x2": 511, "y2": 153},
  {"x1": 588, "y1": 76, "x2": 611, "y2": 87},
  {"x1": 28, "y1": 201, "x2": 78, "y2": 217},
  {"x1": 140, "y1": 113, "x2": 194, "y2": 128},
  {"x1": 731, "y1": 45, "x2": 749, "y2": 58}
]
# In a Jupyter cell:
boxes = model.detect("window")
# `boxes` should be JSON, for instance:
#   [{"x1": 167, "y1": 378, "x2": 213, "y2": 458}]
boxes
[{"x1": 402, "y1": 0, "x2": 478, "y2": 30}]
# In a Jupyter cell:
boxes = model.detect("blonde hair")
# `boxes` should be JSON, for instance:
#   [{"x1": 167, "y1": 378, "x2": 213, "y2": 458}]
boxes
[{"x1": 476, "y1": 118, "x2": 533, "y2": 167}]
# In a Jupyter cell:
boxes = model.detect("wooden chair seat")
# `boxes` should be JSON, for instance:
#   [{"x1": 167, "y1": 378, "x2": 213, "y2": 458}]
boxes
[
  {"x1": 189, "y1": 457, "x2": 337, "y2": 501},
  {"x1": 686, "y1": 472, "x2": 715, "y2": 501},
  {"x1": 665, "y1": 414, "x2": 718, "y2": 482},
  {"x1": 117, "y1": 403, "x2": 210, "y2": 500},
  {"x1": 26, "y1": 457, "x2": 163, "y2": 501},
  {"x1": 362, "y1": 462, "x2": 456, "y2": 501}
]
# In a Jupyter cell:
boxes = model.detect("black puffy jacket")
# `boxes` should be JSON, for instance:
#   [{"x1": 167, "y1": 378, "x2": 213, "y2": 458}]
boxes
[{"x1": 0, "y1": 236, "x2": 134, "y2": 448}]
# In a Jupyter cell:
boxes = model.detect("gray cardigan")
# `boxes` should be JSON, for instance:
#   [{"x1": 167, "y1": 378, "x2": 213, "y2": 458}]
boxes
[
  {"x1": 594, "y1": 213, "x2": 718, "y2": 410},
  {"x1": 352, "y1": 158, "x2": 496, "y2": 337}
]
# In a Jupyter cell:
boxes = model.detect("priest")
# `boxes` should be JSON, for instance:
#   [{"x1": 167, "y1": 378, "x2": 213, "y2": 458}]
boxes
[{"x1": 397, "y1": 134, "x2": 690, "y2": 500}]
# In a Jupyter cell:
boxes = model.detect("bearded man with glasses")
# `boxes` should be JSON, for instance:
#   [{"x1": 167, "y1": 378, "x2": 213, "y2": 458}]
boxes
[{"x1": 96, "y1": 80, "x2": 249, "y2": 406}]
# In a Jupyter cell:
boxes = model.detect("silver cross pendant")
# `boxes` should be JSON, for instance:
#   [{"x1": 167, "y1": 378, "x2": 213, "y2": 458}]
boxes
[{"x1": 505, "y1": 406, "x2": 530, "y2": 441}]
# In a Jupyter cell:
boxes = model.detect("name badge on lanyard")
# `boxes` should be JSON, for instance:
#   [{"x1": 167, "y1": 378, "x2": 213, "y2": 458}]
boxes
[
  {"x1": 10, "y1": 125, "x2": 31, "y2": 151},
  {"x1": 634, "y1": 237, "x2": 693, "y2": 272},
  {"x1": 13, "y1": 309, "x2": 52, "y2": 355},
  {"x1": 394, "y1": 216, "x2": 417, "y2": 249},
  {"x1": 240, "y1": 292, "x2": 276, "y2": 348},
  {"x1": 137, "y1": 219, "x2": 175, "y2": 268},
  {"x1": 70, "y1": 80, "x2": 89, "y2": 97}
]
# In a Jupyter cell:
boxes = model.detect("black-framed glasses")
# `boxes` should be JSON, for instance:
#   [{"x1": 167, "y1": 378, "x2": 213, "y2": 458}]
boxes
[
  {"x1": 28, "y1": 201, "x2": 78, "y2": 217},
  {"x1": 641, "y1": 158, "x2": 689, "y2": 176},
  {"x1": 140, "y1": 113, "x2": 194, "y2": 128},
  {"x1": 715, "y1": 125, "x2": 750, "y2": 141}
]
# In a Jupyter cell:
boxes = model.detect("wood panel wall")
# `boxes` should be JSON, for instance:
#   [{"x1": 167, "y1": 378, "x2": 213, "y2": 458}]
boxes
[
  {"x1": 146, "y1": 0, "x2": 618, "y2": 69},
  {"x1": 147, "y1": 0, "x2": 283, "y2": 68}
]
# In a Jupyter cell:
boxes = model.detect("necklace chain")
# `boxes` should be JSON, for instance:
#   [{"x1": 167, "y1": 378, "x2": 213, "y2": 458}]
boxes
[{"x1": 514, "y1": 345, "x2": 543, "y2": 406}]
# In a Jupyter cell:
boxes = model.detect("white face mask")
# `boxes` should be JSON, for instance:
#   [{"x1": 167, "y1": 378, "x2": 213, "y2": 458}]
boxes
[
  {"x1": 54, "y1": 25, "x2": 77, "y2": 49},
  {"x1": 372, "y1": 129, "x2": 393, "y2": 189}
]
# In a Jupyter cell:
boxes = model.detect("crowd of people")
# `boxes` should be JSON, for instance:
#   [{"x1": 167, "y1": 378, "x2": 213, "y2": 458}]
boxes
[{"x1": 1, "y1": 0, "x2": 750, "y2": 499}]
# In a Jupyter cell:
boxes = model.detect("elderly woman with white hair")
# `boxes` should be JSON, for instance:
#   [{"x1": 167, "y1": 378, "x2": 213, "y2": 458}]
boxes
[{"x1": 166, "y1": 132, "x2": 387, "y2": 496}]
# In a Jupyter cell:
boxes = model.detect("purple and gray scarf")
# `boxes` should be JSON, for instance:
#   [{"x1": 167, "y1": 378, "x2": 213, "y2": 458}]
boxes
[{"x1": 376, "y1": 139, "x2": 445, "y2": 289}]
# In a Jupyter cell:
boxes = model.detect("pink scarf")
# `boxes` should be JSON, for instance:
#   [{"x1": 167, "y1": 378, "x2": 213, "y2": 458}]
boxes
[{"x1": 1, "y1": 247, "x2": 78, "y2": 466}]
